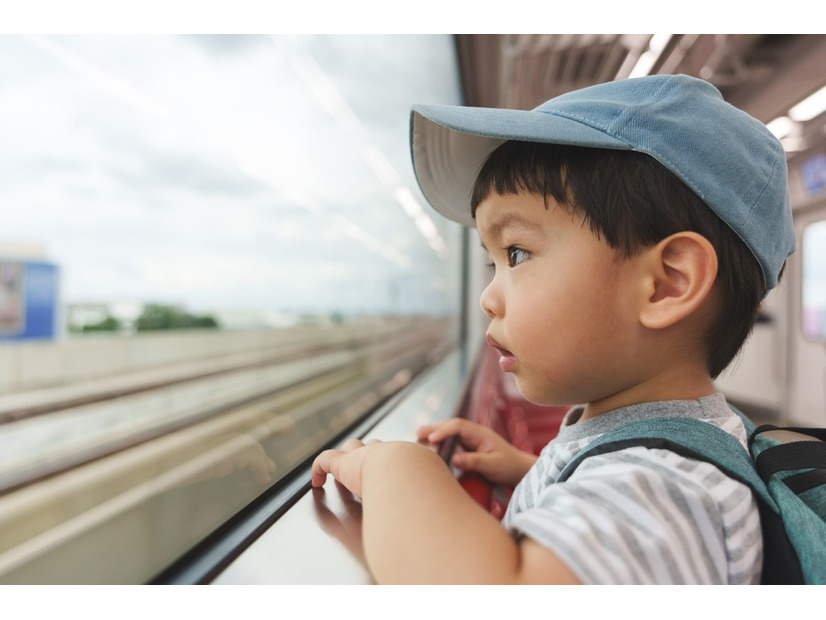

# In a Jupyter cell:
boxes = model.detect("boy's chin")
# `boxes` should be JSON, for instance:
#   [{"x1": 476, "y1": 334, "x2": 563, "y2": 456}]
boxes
[{"x1": 513, "y1": 379, "x2": 562, "y2": 407}]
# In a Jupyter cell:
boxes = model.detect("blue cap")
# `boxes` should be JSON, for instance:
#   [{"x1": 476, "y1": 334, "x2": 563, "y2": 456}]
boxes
[{"x1": 410, "y1": 74, "x2": 795, "y2": 292}]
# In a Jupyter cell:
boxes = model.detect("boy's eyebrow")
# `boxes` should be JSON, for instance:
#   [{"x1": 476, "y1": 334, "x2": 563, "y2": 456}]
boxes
[{"x1": 481, "y1": 212, "x2": 544, "y2": 243}]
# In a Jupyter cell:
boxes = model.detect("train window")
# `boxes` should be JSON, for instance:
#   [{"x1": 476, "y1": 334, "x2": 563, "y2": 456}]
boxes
[
  {"x1": 802, "y1": 219, "x2": 826, "y2": 341},
  {"x1": 0, "y1": 35, "x2": 462, "y2": 583}
]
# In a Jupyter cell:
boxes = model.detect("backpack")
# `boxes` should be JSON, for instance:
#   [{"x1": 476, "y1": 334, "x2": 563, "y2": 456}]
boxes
[{"x1": 555, "y1": 409, "x2": 826, "y2": 584}]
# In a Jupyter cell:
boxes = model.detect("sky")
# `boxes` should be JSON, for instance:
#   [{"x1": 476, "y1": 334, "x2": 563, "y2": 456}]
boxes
[{"x1": 0, "y1": 34, "x2": 464, "y2": 319}]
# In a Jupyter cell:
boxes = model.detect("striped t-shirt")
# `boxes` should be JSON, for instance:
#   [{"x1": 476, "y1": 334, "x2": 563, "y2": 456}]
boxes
[{"x1": 502, "y1": 393, "x2": 763, "y2": 584}]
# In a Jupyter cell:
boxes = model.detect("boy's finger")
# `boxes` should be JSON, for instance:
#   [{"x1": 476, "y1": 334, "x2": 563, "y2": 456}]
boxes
[
  {"x1": 415, "y1": 425, "x2": 433, "y2": 440},
  {"x1": 421, "y1": 418, "x2": 467, "y2": 441},
  {"x1": 311, "y1": 449, "x2": 338, "y2": 487},
  {"x1": 435, "y1": 419, "x2": 492, "y2": 450},
  {"x1": 452, "y1": 450, "x2": 494, "y2": 476}
]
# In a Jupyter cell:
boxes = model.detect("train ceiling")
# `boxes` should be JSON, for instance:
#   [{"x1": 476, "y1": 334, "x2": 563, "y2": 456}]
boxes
[{"x1": 454, "y1": 34, "x2": 826, "y2": 164}]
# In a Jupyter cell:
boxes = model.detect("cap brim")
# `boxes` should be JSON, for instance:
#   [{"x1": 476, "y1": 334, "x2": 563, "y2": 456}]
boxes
[{"x1": 410, "y1": 104, "x2": 630, "y2": 227}]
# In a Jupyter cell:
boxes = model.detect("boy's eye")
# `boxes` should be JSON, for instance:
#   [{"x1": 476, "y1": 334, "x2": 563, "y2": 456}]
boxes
[{"x1": 507, "y1": 246, "x2": 529, "y2": 267}]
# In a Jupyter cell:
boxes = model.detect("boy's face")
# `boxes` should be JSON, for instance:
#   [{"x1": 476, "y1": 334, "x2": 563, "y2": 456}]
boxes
[{"x1": 477, "y1": 191, "x2": 649, "y2": 410}]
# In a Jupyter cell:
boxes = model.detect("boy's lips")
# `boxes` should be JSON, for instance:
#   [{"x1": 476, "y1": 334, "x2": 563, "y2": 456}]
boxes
[{"x1": 486, "y1": 334, "x2": 517, "y2": 372}]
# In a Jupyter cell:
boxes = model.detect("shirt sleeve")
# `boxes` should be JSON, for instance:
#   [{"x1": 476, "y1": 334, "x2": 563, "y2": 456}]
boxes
[{"x1": 505, "y1": 446, "x2": 763, "y2": 584}]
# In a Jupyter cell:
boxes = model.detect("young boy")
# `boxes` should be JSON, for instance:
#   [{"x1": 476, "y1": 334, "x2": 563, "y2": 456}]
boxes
[{"x1": 311, "y1": 74, "x2": 796, "y2": 584}]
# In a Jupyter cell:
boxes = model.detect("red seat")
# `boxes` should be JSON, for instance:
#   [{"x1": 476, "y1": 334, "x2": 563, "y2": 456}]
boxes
[{"x1": 455, "y1": 345, "x2": 568, "y2": 517}]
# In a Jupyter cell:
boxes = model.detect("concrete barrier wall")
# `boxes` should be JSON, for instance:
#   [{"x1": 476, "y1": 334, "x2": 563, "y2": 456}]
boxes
[{"x1": 0, "y1": 319, "x2": 402, "y2": 395}]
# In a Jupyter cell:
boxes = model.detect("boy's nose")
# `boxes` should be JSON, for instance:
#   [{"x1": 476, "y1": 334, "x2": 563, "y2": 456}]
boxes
[{"x1": 479, "y1": 281, "x2": 501, "y2": 319}]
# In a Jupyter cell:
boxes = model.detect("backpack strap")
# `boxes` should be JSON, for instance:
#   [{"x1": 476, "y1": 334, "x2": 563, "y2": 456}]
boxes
[
  {"x1": 749, "y1": 424, "x2": 826, "y2": 494},
  {"x1": 558, "y1": 417, "x2": 767, "y2": 493},
  {"x1": 556, "y1": 416, "x2": 803, "y2": 584}
]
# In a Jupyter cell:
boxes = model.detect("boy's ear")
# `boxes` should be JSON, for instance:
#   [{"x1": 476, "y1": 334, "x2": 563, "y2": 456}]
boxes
[{"x1": 638, "y1": 232, "x2": 718, "y2": 330}]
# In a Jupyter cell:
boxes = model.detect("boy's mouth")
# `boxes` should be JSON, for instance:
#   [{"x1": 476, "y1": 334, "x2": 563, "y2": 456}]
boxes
[{"x1": 486, "y1": 334, "x2": 517, "y2": 371}]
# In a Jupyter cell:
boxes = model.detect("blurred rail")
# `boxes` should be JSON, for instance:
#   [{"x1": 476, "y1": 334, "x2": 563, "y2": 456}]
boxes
[
  {"x1": 0, "y1": 316, "x2": 452, "y2": 583},
  {"x1": 0, "y1": 336, "x2": 367, "y2": 424}
]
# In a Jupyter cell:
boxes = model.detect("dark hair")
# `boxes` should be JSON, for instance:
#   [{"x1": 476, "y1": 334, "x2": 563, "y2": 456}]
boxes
[{"x1": 471, "y1": 140, "x2": 775, "y2": 378}]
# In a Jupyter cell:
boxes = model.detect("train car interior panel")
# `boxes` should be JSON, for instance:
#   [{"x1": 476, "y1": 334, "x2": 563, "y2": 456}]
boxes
[{"x1": 1, "y1": 33, "x2": 825, "y2": 586}]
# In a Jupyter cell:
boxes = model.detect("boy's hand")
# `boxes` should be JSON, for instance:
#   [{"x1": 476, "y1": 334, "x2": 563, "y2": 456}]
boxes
[
  {"x1": 416, "y1": 419, "x2": 537, "y2": 488},
  {"x1": 311, "y1": 429, "x2": 580, "y2": 584},
  {"x1": 313, "y1": 439, "x2": 437, "y2": 498},
  {"x1": 311, "y1": 438, "x2": 382, "y2": 498}
]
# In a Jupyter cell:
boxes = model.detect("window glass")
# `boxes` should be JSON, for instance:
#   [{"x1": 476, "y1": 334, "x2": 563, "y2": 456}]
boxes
[
  {"x1": 0, "y1": 34, "x2": 462, "y2": 583},
  {"x1": 802, "y1": 219, "x2": 826, "y2": 341}
]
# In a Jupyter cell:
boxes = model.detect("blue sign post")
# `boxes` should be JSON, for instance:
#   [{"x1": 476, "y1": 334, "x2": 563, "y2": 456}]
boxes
[{"x1": 0, "y1": 260, "x2": 60, "y2": 340}]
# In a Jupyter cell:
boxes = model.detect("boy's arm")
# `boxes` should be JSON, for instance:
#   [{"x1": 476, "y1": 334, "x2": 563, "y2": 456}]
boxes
[{"x1": 312, "y1": 439, "x2": 580, "y2": 584}]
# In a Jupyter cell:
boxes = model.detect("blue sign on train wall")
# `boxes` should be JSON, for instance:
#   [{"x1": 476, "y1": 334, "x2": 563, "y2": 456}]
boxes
[
  {"x1": 801, "y1": 152, "x2": 826, "y2": 196},
  {"x1": 0, "y1": 260, "x2": 60, "y2": 340}
]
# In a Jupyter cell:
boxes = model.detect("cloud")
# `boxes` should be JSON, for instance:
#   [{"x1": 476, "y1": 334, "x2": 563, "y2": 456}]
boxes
[{"x1": 0, "y1": 34, "x2": 463, "y2": 317}]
